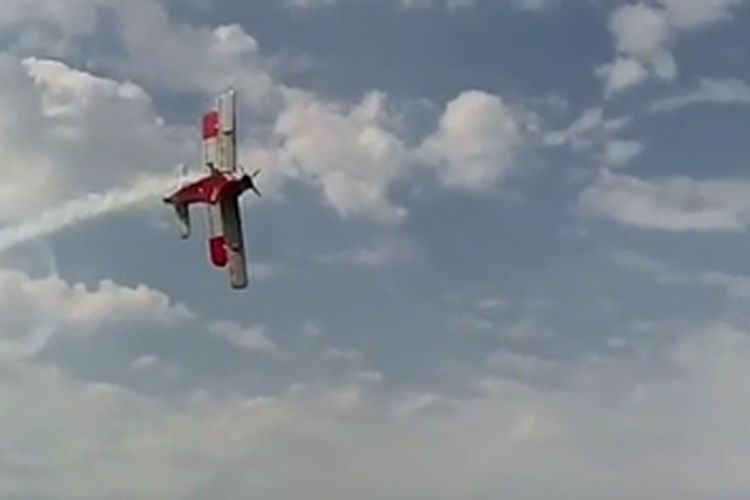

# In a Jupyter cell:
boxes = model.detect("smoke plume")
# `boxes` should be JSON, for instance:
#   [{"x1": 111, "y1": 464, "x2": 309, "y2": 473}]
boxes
[{"x1": 0, "y1": 176, "x2": 185, "y2": 253}]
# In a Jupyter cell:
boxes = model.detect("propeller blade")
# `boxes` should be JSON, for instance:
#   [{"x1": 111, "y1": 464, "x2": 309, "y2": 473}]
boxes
[{"x1": 247, "y1": 168, "x2": 261, "y2": 196}]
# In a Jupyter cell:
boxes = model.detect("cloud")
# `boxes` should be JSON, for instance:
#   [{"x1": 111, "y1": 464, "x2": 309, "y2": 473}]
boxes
[
  {"x1": 0, "y1": 265, "x2": 289, "y2": 365},
  {"x1": 263, "y1": 90, "x2": 411, "y2": 224},
  {"x1": 658, "y1": 0, "x2": 745, "y2": 29},
  {"x1": 316, "y1": 236, "x2": 420, "y2": 268},
  {"x1": 4, "y1": 317, "x2": 750, "y2": 498},
  {"x1": 543, "y1": 107, "x2": 631, "y2": 149},
  {"x1": 543, "y1": 107, "x2": 639, "y2": 168},
  {"x1": 129, "y1": 354, "x2": 182, "y2": 380},
  {"x1": 603, "y1": 139, "x2": 644, "y2": 169},
  {"x1": 404, "y1": 0, "x2": 557, "y2": 9},
  {"x1": 453, "y1": 292, "x2": 554, "y2": 341},
  {"x1": 598, "y1": 0, "x2": 745, "y2": 96},
  {"x1": 323, "y1": 347, "x2": 366, "y2": 363},
  {"x1": 255, "y1": 88, "x2": 534, "y2": 223},
  {"x1": 2, "y1": 3, "x2": 750, "y2": 499},
  {"x1": 1, "y1": 2, "x2": 539, "y2": 229},
  {"x1": 650, "y1": 78, "x2": 750, "y2": 112},
  {"x1": 287, "y1": 0, "x2": 557, "y2": 11},
  {"x1": 475, "y1": 296, "x2": 507, "y2": 311},
  {"x1": 577, "y1": 170, "x2": 750, "y2": 232},
  {"x1": 486, "y1": 349, "x2": 561, "y2": 377},
  {"x1": 0, "y1": 0, "x2": 111, "y2": 35},
  {"x1": 613, "y1": 248, "x2": 750, "y2": 301},
  {"x1": 597, "y1": 3, "x2": 676, "y2": 96},
  {"x1": 0, "y1": 0, "x2": 276, "y2": 103},
  {"x1": 209, "y1": 320, "x2": 281, "y2": 354},
  {"x1": 108, "y1": 14, "x2": 278, "y2": 108},
  {"x1": 417, "y1": 90, "x2": 530, "y2": 192},
  {"x1": 0, "y1": 269, "x2": 192, "y2": 359},
  {"x1": 0, "y1": 54, "x2": 189, "y2": 222},
  {"x1": 597, "y1": 57, "x2": 651, "y2": 95}
]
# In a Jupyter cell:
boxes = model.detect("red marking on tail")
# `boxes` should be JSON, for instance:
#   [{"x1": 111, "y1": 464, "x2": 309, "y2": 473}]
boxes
[
  {"x1": 209, "y1": 236, "x2": 228, "y2": 267},
  {"x1": 202, "y1": 110, "x2": 220, "y2": 139}
]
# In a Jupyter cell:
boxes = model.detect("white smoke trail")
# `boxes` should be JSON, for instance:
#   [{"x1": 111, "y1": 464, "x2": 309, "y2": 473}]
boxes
[{"x1": 0, "y1": 175, "x2": 187, "y2": 253}]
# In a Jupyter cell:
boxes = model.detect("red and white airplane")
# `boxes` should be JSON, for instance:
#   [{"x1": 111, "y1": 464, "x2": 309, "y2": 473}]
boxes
[{"x1": 163, "y1": 90, "x2": 261, "y2": 290}]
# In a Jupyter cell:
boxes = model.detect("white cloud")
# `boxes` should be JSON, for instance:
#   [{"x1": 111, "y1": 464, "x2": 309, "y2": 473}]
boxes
[
  {"x1": 255, "y1": 88, "x2": 533, "y2": 223},
  {"x1": 250, "y1": 262, "x2": 289, "y2": 281},
  {"x1": 0, "y1": 269, "x2": 192, "y2": 359},
  {"x1": 597, "y1": 57, "x2": 651, "y2": 96},
  {"x1": 0, "y1": 265, "x2": 284, "y2": 368},
  {"x1": 130, "y1": 354, "x2": 182, "y2": 380},
  {"x1": 324, "y1": 347, "x2": 365, "y2": 363},
  {"x1": 0, "y1": 361, "x2": 212, "y2": 499},
  {"x1": 455, "y1": 292, "x2": 554, "y2": 340},
  {"x1": 613, "y1": 248, "x2": 750, "y2": 301},
  {"x1": 486, "y1": 349, "x2": 561, "y2": 376},
  {"x1": 603, "y1": 139, "x2": 644, "y2": 168},
  {"x1": 302, "y1": 321, "x2": 325, "y2": 338},
  {"x1": 475, "y1": 296, "x2": 507, "y2": 311},
  {"x1": 0, "y1": 45, "x2": 411, "y2": 230},
  {"x1": 109, "y1": 14, "x2": 278, "y2": 108},
  {"x1": 288, "y1": 0, "x2": 556, "y2": 10},
  {"x1": 2, "y1": 3, "x2": 750, "y2": 498},
  {"x1": 544, "y1": 107, "x2": 631, "y2": 149},
  {"x1": 316, "y1": 236, "x2": 420, "y2": 267},
  {"x1": 130, "y1": 354, "x2": 160, "y2": 371},
  {"x1": 544, "y1": 107, "x2": 639, "y2": 167},
  {"x1": 1, "y1": 1, "x2": 537, "y2": 229},
  {"x1": 611, "y1": 4, "x2": 673, "y2": 58},
  {"x1": 417, "y1": 90, "x2": 529, "y2": 192},
  {"x1": 0, "y1": 0, "x2": 109, "y2": 35},
  {"x1": 598, "y1": 0, "x2": 745, "y2": 96},
  {"x1": 4, "y1": 318, "x2": 750, "y2": 498},
  {"x1": 659, "y1": 0, "x2": 745, "y2": 29},
  {"x1": 597, "y1": 3, "x2": 676, "y2": 96},
  {"x1": 578, "y1": 170, "x2": 750, "y2": 232},
  {"x1": 650, "y1": 77, "x2": 750, "y2": 111},
  {"x1": 0, "y1": 54, "x2": 189, "y2": 222},
  {"x1": 266, "y1": 90, "x2": 411, "y2": 223},
  {"x1": 406, "y1": 0, "x2": 556, "y2": 9},
  {"x1": 392, "y1": 391, "x2": 460, "y2": 416},
  {"x1": 286, "y1": 0, "x2": 340, "y2": 7},
  {"x1": 0, "y1": 0, "x2": 280, "y2": 228},
  {"x1": 0, "y1": 0, "x2": 276, "y2": 104},
  {"x1": 209, "y1": 320, "x2": 280, "y2": 354}
]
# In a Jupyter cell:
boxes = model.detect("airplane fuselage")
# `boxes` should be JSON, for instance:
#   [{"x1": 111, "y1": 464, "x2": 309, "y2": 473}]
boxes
[{"x1": 163, "y1": 90, "x2": 258, "y2": 290}]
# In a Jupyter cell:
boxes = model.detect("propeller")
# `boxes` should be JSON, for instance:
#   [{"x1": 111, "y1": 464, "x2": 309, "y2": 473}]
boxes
[{"x1": 242, "y1": 166, "x2": 262, "y2": 197}]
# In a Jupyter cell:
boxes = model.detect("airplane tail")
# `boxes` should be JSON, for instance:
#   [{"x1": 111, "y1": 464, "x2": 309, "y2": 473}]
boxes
[
  {"x1": 173, "y1": 203, "x2": 191, "y2": 239},
  {"x1": 165, "y1": 163, "x2": 192, "y2": 238}
]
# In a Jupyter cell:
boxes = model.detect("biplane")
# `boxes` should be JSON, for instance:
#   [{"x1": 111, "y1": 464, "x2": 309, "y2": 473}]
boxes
[{"x1": 163, "y1": 90, "x2": 260, "y2": 290}]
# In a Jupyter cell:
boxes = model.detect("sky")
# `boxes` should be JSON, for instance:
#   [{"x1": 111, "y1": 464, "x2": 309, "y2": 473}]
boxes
[{"x1": 1, "y1": 0, "x2": 750, "y2": 498}]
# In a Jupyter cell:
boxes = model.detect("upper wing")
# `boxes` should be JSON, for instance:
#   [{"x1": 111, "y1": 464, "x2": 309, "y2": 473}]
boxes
[{"x1": 201, "y1": 89, "x2": 237, "y2": 173}]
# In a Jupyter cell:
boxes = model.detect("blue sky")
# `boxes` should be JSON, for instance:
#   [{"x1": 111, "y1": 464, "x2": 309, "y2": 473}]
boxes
[{"x1": 2, "y1": 0, "x2": 750, "y2": 498}]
